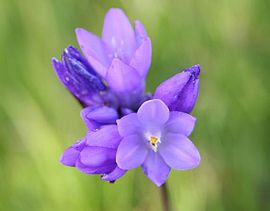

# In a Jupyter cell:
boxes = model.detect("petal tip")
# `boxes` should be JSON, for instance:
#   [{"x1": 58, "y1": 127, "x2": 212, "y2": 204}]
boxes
[
  {"x1": 106, "y1": 8, "x2": 126, "y2": 16},
  {"x1": 134, "y1": 19, "x2": 147, "y2": 34},
  {"x1": 75, "y1": 28, "x2": 89, "y2": 41},
  {"x1": 185, "y1": 64, "x2": 200, "y2": 79},
  {"x1": 51, "y1": 57, "x2": 63, "y2": 74},
  {"x1": 187, "y1": 147, "x2": 201, "y2": 169},
  {"x1": 59, "y1": 154, "x2": 64, "y2": 163},
  {"x1": 51, "y1": 57, "x2": 60, "y2": 66},
  {"x1": 65, "y1": 45, "x2": 78, "y2": 54},
  {"x1": 75, "y1": 27, "x2": 84, "y2": 34},
  {"x1": 140, "y1": 99, "x2": 169, "y2": 113},
  {"x1": 59, "y1": 153, "x2": 74, "y2": 167},
  {"x1": 194, "y1": 151, "x2": 201, "y2": 166},
  {"x1": 134, "y1": 19, "x2": 141, "y2": 25}
]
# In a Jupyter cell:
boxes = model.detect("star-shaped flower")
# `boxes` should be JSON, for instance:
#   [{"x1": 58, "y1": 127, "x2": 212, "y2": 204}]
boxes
[{"x1": 116, "y1": 99, "x2": 200, "y2": 186}]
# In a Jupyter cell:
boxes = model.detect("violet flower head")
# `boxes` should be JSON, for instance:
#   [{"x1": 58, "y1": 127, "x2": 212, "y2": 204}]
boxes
[
  {"x1": 75, "y1": 8, "x2": 152, "y2": 109},
  {"x1": 154, "y1": 64, "x2": 200, "y2": 113},
  {"x1": 54, "y1": 8, "x2": 201, "y2": 186},
  {"x1": 116, "y1": 99, "x2": 200, "y2": 186}
]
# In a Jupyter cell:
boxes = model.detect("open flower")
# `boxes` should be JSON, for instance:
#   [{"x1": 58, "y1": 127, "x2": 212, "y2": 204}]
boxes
[
  {"x1": 75, "y1": 8, "x2": 152, "y2": 109},
  {"x1": 116, "y1": 99, "x2": 200, "y2": 186}
]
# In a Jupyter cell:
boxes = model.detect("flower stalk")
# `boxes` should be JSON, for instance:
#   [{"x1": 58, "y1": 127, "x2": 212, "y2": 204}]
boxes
[{"x1": 160, "y1": 183, "x2": 171, "y2": 211}]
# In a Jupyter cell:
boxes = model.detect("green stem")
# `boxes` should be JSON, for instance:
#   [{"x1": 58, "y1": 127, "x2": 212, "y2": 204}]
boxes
[{"x1": 160, "y1": 183, "x2": 171, "y2": 211}]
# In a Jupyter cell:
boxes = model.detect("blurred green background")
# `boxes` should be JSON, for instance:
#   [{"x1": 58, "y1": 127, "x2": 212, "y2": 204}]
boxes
[{"x1": 0, "y1": 0, "x2": 269, "y2": 210}]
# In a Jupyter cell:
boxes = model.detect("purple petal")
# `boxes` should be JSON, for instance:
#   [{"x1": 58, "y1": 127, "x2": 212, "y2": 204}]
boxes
[
  {"x1": 76, "y1": 159, "x2": 116, "y2": 174},
  {"x1": 137, "y1": 99, "x2": 169, "y2": 127},
  {"x1": 120, "y1": 107, "x2": 134, "y2": 116},
  {"x1": 134, "y1": 20, "x2": 148, "y2": 46},
  {"x1": 105, "y1": 59, "x2": 141, "y2": 91},
  {"x1": 101, "y1": 166, "x2": 127, "y2": 182},
  {"x1": 62, "y1": 46, "x2": 106, "y2": 92},
  {"x1": 75, "y1": 159, "x2": 96, "y2": 174},
  {"x1": 81, "y1": 106, "x2": 118, "y2": 130},
  {"x1": 52, "y1": 46, "x2": 108, "y2": 107},
  {"x1": 102, "y1": 8, "x2": 136, "y2": 63},
  {"x1": 83, "y1": 120, "x2": 100, "y2": 131},
  {"x1": 130, "y1": 37, "x2": 152, "y2": 77},
  {"x1": 76, "y1": 28, "x2": 109, "y2": 77},
  {"x1": 164, "y1": 111, "x2": 196, "y2": 136},
  {"x1": 79, "y1": 146, "x2": 117, "y2": 172},
  {"x1": 86, "y1": 125, "x2": 121, "y2": 149},
  {"x1": 116, "y1": 135, "x2": 148, "y2": 170},
  {"x1": 80, "y1": 107, "x2": 100, "y2": 130},
  {"x1": 52, "y1": 58, "x2": 90, "y2": 105},
  {"x1": 59, "y1": 147, "x2": 80, "y2": 167},
  {"x1": 59, "y1": 139, "x2": 86, "y2": 167},
  {"x1": 106, "y1": 59, "x2": 144, "y2": 108},
  {"x1": 116, "y1": 113, "x2": 141, "y2": 137},
  {"x1": 159, "y1": 133, "x2": 200, "y2": 170},
  {"x1": 154, "y1": 65, "x2": 200, "y2": 113},
  {"x1": 142, "y1": 151, "x2": 170, "y2": 187},
  {"x1": 87, "y1": 107, "x2": 118, "y2": 123}
]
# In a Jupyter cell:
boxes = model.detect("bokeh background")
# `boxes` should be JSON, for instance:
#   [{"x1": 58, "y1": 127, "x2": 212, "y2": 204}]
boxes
[{"x1": 0, "y1": 0, "x2": 269, "y2": 210}]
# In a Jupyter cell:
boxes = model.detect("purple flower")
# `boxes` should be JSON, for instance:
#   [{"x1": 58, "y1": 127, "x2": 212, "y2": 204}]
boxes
[
  {"x1": 60, "y1": 125, "x2": 126, "y2": 182},
  {"x1": 154, "y1": 64, "x2": 200, "y2": 113},
  {"x1": 116, "y1": 99, "x2": 200, "y2": 186},
  {"x1": 75, "y1": 8, "x2": 152, "y2": 109}
]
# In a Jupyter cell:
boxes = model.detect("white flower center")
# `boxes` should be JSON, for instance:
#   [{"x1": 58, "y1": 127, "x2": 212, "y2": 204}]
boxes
[{"x1": 145, "y1": 133, "x2": 161, "y2": 152}]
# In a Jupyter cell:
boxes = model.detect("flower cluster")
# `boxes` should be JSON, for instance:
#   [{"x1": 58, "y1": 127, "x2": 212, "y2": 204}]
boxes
[{"x1": 52, "y1": 8, "x2": 201, "y2": 187}]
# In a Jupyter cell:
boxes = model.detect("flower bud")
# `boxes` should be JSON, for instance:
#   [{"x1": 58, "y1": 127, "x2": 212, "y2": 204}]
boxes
[
  {"x1": 154, "y1": 64, "x2": 200, "y2": 113},
  {"x1": 52, "y1": 46, "x2": 110, "y2": 107}
]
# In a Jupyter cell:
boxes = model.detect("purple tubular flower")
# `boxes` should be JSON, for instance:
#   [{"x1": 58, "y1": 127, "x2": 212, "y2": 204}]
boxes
[
  {"x1": 116, "y1": 99, "x2": 200, "y2": 187},
  {"x1": 60, "y1": 125, "x2": 126, "y2": 182},
  {"x1": 52, "y1": 46, "x2": 115, "y2": 107},
  {"x1": 75, "y1": 8, "x2": 152, "y2": 109},
  {"x1": 154, "y1": 64, "x2": 200, "y2": 113}
]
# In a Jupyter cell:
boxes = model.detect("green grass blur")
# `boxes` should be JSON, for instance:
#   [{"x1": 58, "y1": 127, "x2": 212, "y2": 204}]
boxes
[{"x1": 0, "y1": 0, "x2": 269, "y2": 210}]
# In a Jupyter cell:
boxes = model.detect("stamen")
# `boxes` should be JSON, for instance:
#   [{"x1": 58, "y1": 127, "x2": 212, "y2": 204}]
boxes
[
  {"x1": 150, "y1": 136, "x2": 158, "y2": 146},
  {"x1": 148, "y1": 136, "x2": 160, "y2": 152}
]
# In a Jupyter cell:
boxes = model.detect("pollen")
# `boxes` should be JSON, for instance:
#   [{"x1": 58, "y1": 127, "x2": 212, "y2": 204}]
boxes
[
  {"x1": 150, "y1": 136, "x2": 158, "y2": 146},
  {"x1": 145, "y1": 132, "x2": 161, "y2": 152}
]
